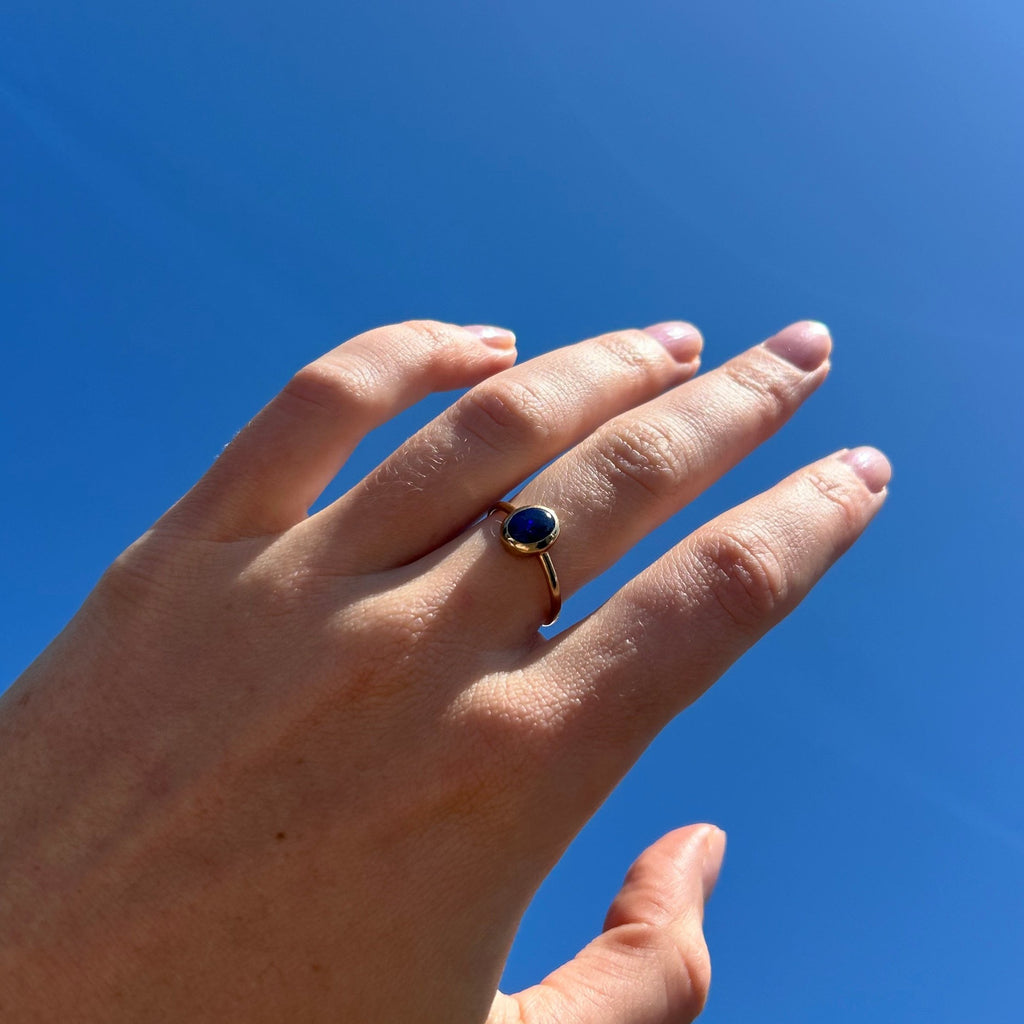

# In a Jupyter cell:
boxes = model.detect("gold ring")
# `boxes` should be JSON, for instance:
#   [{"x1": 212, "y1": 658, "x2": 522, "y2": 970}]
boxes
[{"x1": 486, "y1": 501, "x2": 562, "y2": 625}]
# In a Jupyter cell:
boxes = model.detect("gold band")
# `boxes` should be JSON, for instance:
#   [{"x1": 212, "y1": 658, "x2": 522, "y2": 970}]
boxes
[{"x1": 487, "y1": 501, "x2": 562, "y2": 626}]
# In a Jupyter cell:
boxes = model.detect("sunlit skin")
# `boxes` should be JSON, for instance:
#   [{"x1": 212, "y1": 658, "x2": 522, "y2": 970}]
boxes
[{"x1": 0, "y1": 319, "x2": 889, "y2": 1023}]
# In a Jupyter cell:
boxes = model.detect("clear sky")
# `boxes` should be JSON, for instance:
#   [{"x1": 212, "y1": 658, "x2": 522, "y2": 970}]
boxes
[{"x1": 2, "y1": 2, "x2": 1022, "y2": 1020}]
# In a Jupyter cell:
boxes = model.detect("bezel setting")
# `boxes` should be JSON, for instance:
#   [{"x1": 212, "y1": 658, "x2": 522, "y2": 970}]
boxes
[{"x1": 500, "y1": 505, "x2": 560, "y2": 554}]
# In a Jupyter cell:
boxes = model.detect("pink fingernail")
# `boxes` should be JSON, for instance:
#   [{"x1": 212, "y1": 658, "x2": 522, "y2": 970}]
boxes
[
  {"x1": 644, "y1": 321, "x2": 703, "y2": 363},
  {"x1": 463, "y1": 324, "x2": 516, "y2": 349},
  {"x1": 702, "y1": 827, "x2": 727, "y2": 901},
  {"x1": 839, "y1": 446, "x2": 892, "y2": 493},
  {"x1": 763, "y1": 320, "x2": 832, "y2": 371}
]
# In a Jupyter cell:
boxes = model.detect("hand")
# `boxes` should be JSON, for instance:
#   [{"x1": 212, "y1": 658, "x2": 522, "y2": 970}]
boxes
[{"x1": 0, "y1": 318, "x2": 889, "y2": 1023}]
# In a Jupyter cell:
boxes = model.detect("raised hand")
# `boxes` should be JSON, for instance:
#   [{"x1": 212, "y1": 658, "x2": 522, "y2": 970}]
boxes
[{"x1": 0, "y1": 319, "x2": 888, "y2": 1023}]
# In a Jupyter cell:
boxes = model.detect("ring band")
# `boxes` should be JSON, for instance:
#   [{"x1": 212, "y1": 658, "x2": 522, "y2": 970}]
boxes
[{"x1": 487, "y1": 501, "x2": 562, "y2": 625}]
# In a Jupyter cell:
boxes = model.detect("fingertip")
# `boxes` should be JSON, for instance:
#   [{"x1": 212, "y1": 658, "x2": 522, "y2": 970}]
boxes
[
  {"x1": 450, "y1": 324, "x2": 518, "y2": 385},
  {"x1": 462, "y1": 324, "x2": 517, "y2": 350},
  {"x1": 763, "y1": 320, "x2": 832, "y2": 372},
  {"x1": 666, "y1": 824, "x2": 726, "y2": 902},
  {"x1": 643, "y1": 321, "x2": 704, "y2": 363},
  {"x1": 702, "y1": 827, "x2": 727, "y2": 901},
  {"x1": 655, "y1": 824, "x2": 725, "y2": 903},
  {"x1": 838, "y1": 446, "x2": 892, "y2": 494}
]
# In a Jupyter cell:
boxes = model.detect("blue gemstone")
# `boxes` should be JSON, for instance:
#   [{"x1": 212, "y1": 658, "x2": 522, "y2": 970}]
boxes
[{"x1": 506, "y1": 506, "x2": 557, "y2": 545}]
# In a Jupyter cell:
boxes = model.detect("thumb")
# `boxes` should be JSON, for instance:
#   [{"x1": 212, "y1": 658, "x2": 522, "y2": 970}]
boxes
[{"x1": 495, "y1": 825, "x2": 726, "y2": 1024}]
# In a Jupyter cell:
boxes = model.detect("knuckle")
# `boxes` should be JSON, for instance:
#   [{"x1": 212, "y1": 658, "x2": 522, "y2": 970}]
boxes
[
  {"x1": 96, "y1": 545, "x2": 158, "y2": 605},
  {"x1": 593, "y1": 327, "x2": 669, "y2": 377},
  {"x1": 102, "y1": 531, "x2": 179, "y2": 590},
  {"x1": 609, "y1": 923, "x2": 711, "y2": 1022},
  {"x1": 451, "y1": 696, "x2": 550, "y2": 795},
  {"x1": 676, "y1": 934, "x2": 712, "y2": 1019},
  {"x1": 93, "y1": 530, "x2": 201, "y2": 620},
  {"x1": 385, "y1": 319, "x2": 476, "y2": 371},
  {"x1": 396, "y1": 318, "x2": 462, "y2": 353},
  {"x1": 697, "y1": 525, "x2": 789, "y2": 629},
  {"x1": 805, "y1": 468, "x2": 864, "y2": 532},
  {"x1": 457, "y1": 377, "x2": 554, "y2": 452},
  {"x1": 282, "y1": 358, "x2": 381, "y2": 419},
  {"x1": 720, "y1": 357, "x2": 793, "y2": 428},
  {"x1": 237, "y1": 555, "x2": 333, "y2": 620},
  {"x1": 596, "y1": 418, "x2": 689, "y2": 499}
]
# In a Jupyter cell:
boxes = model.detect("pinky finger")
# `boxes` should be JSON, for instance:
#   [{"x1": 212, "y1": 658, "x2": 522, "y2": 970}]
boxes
[
  {"x1": 163, "y1": 320, "x2": 516, "y2": 540},
  {"x1": 529, "y1": 447, "x2": 891, "y2": 799}
]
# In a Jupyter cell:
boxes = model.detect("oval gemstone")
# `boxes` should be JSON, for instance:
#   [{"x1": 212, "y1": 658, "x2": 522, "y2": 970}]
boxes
[{"x1": 505, "y1": 506, "x2": 557, "y2": 546}]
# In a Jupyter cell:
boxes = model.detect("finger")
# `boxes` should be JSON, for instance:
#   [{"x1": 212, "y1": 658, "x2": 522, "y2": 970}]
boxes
[
  {"x1": 312, "y1": 322, "x2": 704, "y2": 571},
  {"x1": 494, "y1": 826, "x2": 725, "y2": 1024},
  {"x1": 446, "y1": 320, "x2": 831, "y2": 639},
  {"x1": 527, "y1": 449, "x2": 890, "y2": 801},
  {"x1": 162, "y1": 321, "x2": 518, "y2": 540}
]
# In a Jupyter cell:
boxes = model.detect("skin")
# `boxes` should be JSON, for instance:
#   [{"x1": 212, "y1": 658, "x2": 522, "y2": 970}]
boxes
[{"x1": 0, "y1": 318, "x2": 890, "y2": 1023}]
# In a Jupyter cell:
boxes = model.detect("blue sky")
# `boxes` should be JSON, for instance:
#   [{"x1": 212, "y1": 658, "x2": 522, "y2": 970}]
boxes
[{"x1": 2, "y1": 1, "x2": 1022, "y2": 1020}]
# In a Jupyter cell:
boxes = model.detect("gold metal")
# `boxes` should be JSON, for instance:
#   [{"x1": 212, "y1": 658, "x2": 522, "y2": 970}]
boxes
[{"x1": 487, "y1": 501, "x2": 562, "y2": 625}]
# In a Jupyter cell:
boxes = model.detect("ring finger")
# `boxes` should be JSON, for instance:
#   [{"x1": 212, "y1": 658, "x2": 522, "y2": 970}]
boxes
[{"x1": 436, "y1": 320, "x2": 833, "y2": 640}]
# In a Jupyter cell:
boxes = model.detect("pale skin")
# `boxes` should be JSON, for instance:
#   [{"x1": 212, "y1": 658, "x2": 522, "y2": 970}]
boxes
[{"x1": 0, "y1": 318, "x2": 890, "y2": 1023}]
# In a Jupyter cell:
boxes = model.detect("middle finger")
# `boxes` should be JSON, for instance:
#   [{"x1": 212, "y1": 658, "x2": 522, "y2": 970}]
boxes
[{"x1": 310, "y1": 322, "x2": 704, "y2": 571}]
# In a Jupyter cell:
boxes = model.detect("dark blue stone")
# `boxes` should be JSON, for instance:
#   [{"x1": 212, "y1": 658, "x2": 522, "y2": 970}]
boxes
[{"x1": 506, "y1": 506, "x2": 556, "y2": 545}]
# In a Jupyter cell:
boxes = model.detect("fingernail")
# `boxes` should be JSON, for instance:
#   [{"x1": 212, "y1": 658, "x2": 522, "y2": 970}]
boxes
[
  {"x1": 644, "y1": 321, "x2": 703, "y2": 363},
  {"x1": 839, "y1": 446, "x2": 892, "y2": 493},
  {"x1": 702, "y1": 827, "x2": 727, "y2": 901},
  {"x1": 763, "y1": 320, "x2": 831, "y2": 371},
  {"x1": 463, "y1": 324, "x2": 516, "y2": 349}
]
